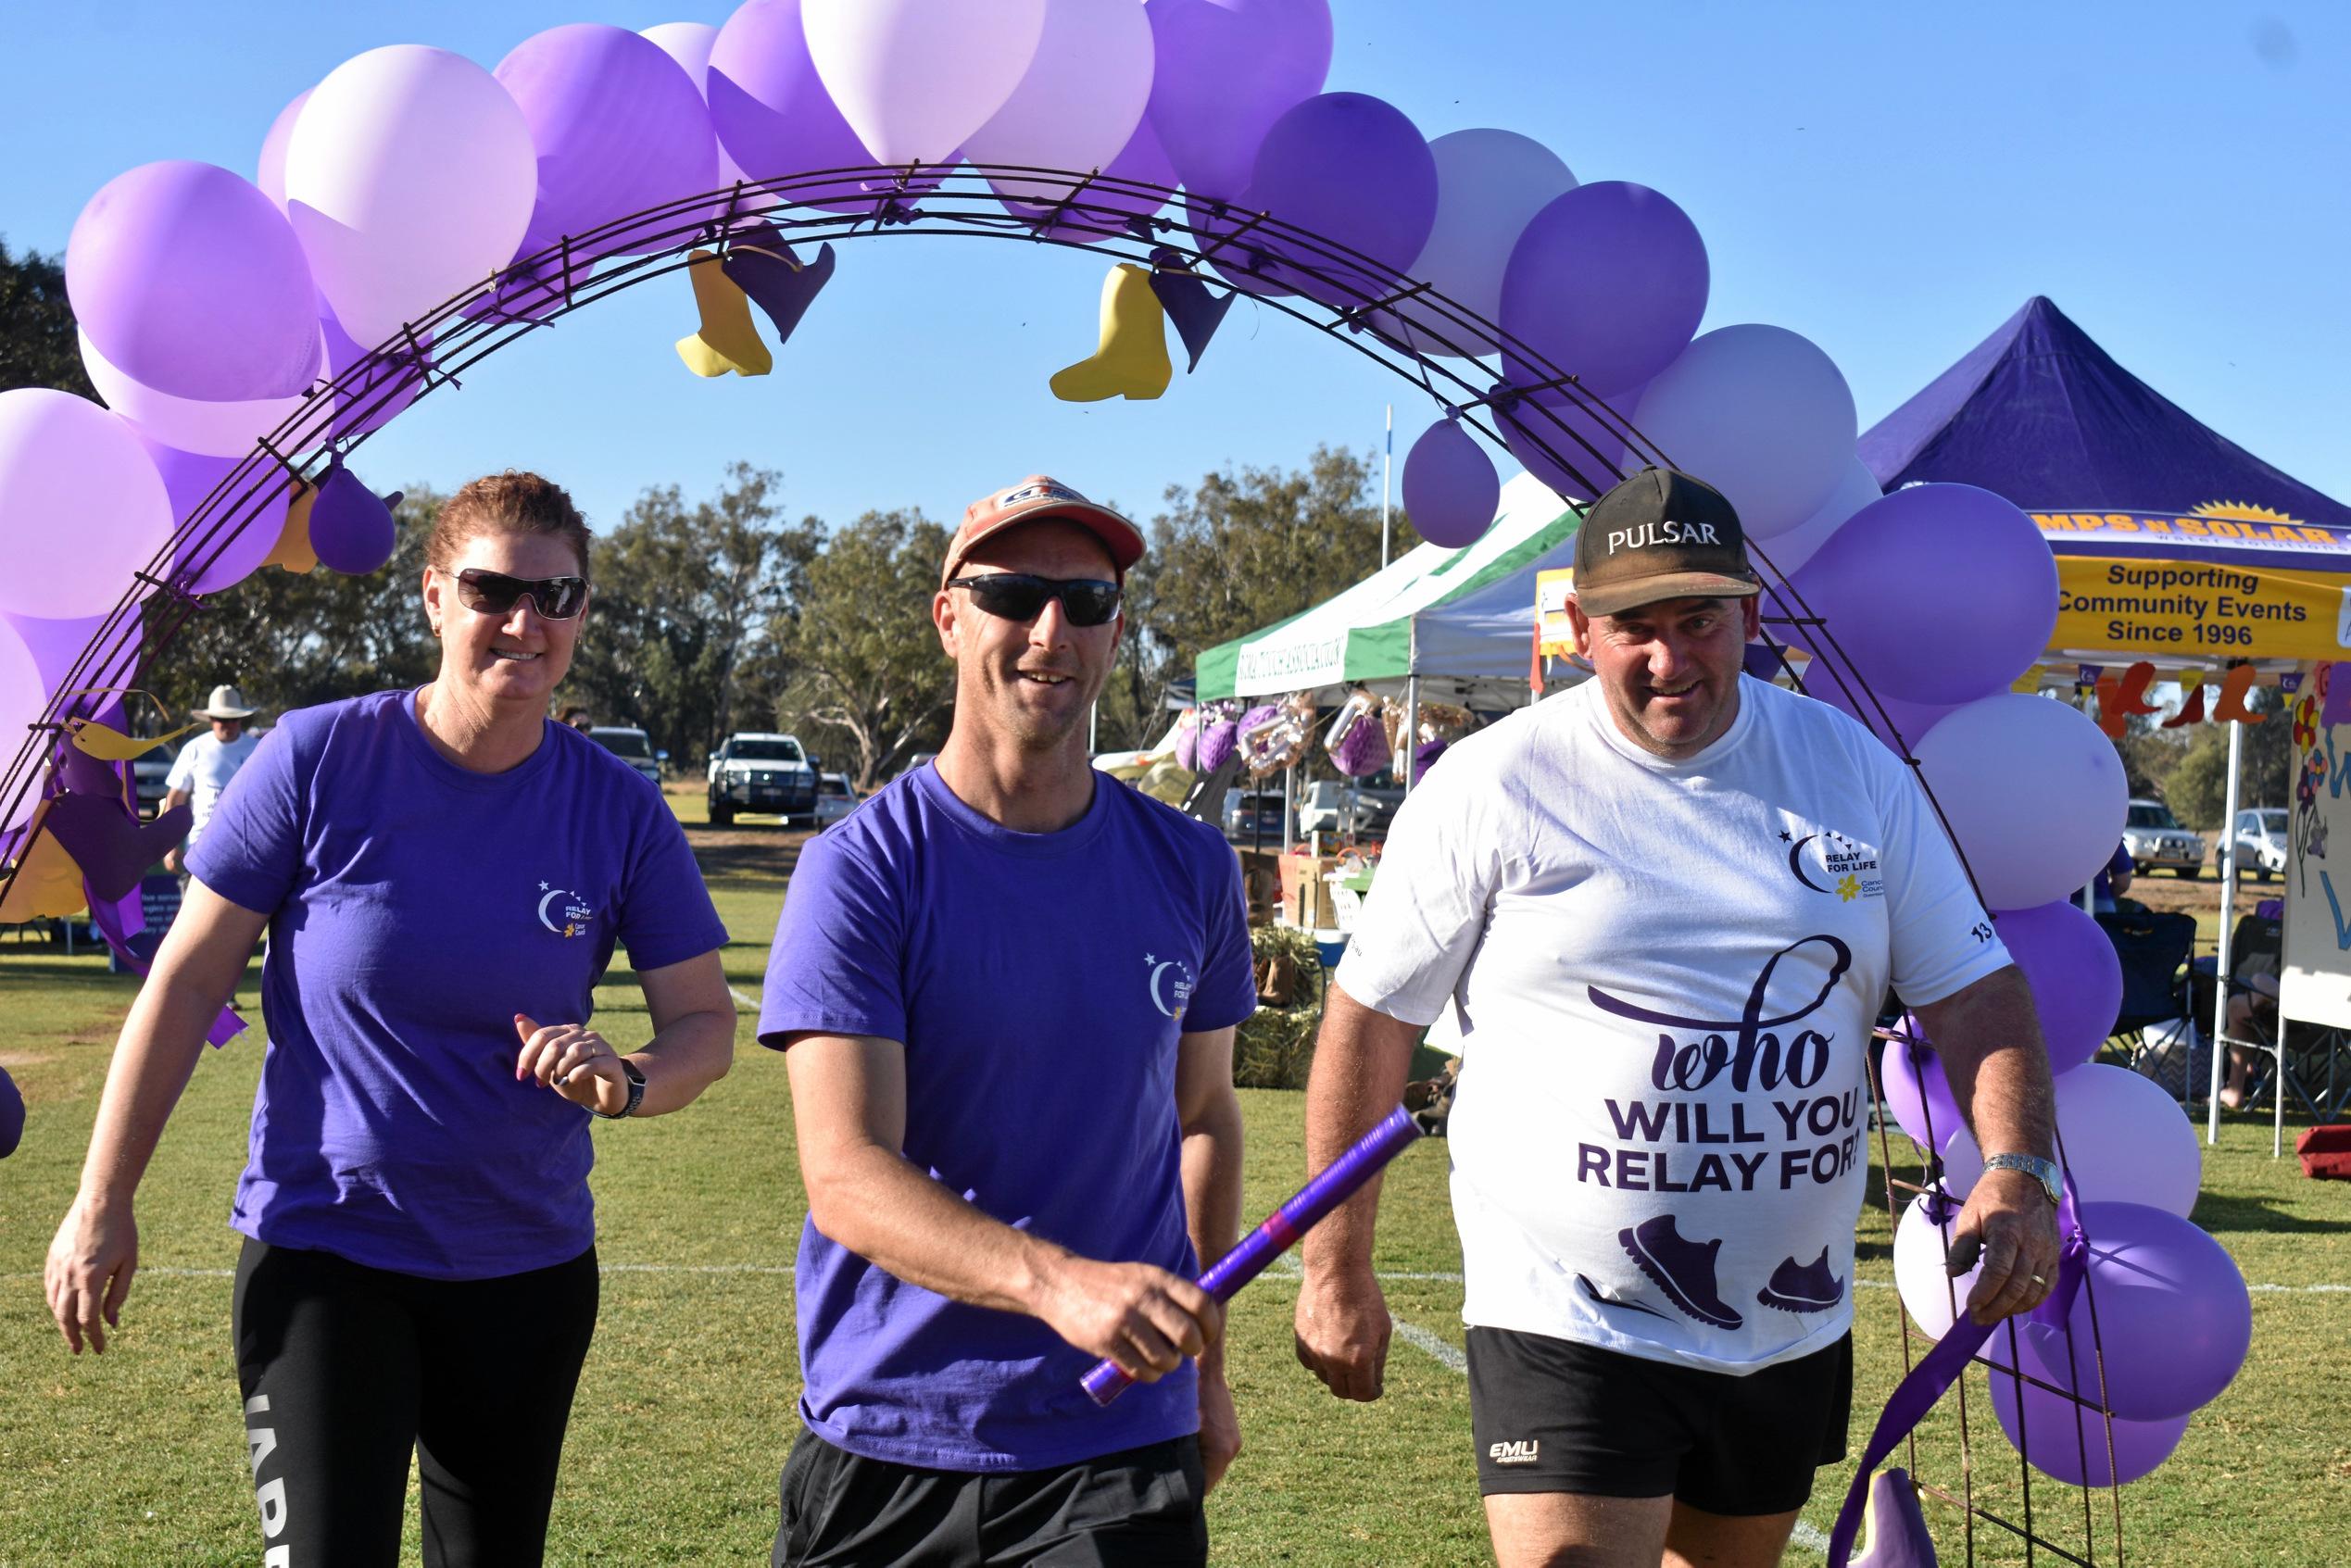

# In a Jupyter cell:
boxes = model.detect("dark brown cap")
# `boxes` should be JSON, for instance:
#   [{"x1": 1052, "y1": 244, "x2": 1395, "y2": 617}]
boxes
[{"x1": 1571, "y1": 467, "x2": 1762, "y2": 618}]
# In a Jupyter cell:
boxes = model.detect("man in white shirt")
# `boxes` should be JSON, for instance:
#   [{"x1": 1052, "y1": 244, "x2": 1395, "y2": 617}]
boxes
[
  {"x1": 162, "y1": 685, "x2": 263, "y2": 876},
  {"x1": 1293, "y1": 469, "x2": 2062, "y2": 1568}
]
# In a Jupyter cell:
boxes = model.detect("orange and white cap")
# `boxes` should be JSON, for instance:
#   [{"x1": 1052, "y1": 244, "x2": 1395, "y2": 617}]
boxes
[{"x1": 941, "y1": 475, "x2": 1145, "y2": 589}]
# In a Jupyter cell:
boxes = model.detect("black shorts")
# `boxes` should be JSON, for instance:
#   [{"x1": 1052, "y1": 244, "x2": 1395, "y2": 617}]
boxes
[
  {"x1": 773, "y1": 1426, "x2": 1207, "y2": 1567},
  {"x1": 1466, "y1": 1326, "x2": 1852, "y2": 1517}
]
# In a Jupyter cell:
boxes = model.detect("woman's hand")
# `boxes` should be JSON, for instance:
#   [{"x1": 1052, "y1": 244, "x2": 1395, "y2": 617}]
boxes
[
  {"x1": 515, "y1": 1014, "x2": 629, "y2": 1116},
  {"x1": 46, "y1": 1197, "x2": 139, "y2": 1354}
]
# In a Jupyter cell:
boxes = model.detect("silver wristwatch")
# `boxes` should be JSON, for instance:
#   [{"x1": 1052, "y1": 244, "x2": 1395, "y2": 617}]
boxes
[{"x1": 1980, "y1": 1152, "x2": 2061, "y2": 1206}]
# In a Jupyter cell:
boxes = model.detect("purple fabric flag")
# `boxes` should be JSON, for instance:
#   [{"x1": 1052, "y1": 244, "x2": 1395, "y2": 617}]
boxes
[
  {"x1": 1846, "y1": 1467, "x2": 1937, "y2": 1567},
  {"x1": 83, "y1": 877, "x2": 246, "y2": 1046},
  {"x1": 43, "y1": 795, "x2": 188, "y2": 902},
  {"x1": 723, "y1": 232, "x2": 836, "y2": 350}
]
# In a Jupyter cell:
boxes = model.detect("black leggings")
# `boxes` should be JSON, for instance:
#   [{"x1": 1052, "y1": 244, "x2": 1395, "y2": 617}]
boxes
[{"x1": 231, "y1": 1237, "x2": 599, "y2": 1568}]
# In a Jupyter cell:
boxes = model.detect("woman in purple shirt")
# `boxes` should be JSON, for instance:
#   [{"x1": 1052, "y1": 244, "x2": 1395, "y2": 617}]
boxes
[{"x1": 44, "y1": 472, "x2": 735, "y2": 1568}]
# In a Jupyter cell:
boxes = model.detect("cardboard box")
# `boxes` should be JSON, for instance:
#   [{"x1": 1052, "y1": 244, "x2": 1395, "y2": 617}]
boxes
[
  {"x1": 1278, "y1": 853, "x2": 1339, "y2": 930},
  {"x1": 1235, "y1": 847, "x2": 1285, "y2": 926}
]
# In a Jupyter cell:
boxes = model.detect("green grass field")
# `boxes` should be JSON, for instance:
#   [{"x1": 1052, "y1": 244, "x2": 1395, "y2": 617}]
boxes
[{"x1": 0, "y1": 794, "x2": 2343, "y2": 1565}]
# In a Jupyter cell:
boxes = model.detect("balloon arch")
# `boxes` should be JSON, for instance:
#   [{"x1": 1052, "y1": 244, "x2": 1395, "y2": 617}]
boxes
[{"x1": 0, "y1": 6, "x2": 2253, "y2": 1562}]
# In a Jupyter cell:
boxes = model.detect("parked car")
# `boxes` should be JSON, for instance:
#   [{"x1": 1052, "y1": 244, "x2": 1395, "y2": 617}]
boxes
[
  {"x1": 2122, "y1": 797, "x2": 2206, "y2": 877},
  {"x1": 706, "y1": 732, "x2": 819, "y2": 825},
  {"x1": 2232, "y1": 807, "x2": 2289, "y2": 880},
  {"x1": 1223, "y1": 787, "x2": 1289, "y2": 844},
  {"x1": 1297, "y1": 778, "x2": 1405, "y2": 839},
  {"x1": 814, "y1": 771, "x2": 859, "y2": 826},
  {"x1": 587, "y1": 726, "x2": 664, "y2": 790}
]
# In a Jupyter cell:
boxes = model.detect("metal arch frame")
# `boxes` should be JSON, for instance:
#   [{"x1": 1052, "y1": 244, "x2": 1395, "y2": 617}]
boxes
[{"x1": 1, "y1": 160, "x2": 2132, "y2": 1564}]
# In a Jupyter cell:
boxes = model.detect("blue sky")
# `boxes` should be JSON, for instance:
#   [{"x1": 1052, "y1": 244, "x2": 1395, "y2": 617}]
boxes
[{"x1": 5, "y1": 2, "x2": 2345, "y2": 537}]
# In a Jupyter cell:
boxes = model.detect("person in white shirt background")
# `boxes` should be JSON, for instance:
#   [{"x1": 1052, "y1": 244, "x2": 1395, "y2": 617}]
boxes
[
  {"x1": 1292, "y1": 468, "x2": 2062, "y2": 1568},
  {"x1": 161, "y1": 685, "x2": 264, "y2": 876}
]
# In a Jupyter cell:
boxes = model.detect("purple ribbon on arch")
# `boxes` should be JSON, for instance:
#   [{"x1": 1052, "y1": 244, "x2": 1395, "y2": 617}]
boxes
[{"x1": 1826, "y1": 1192, "x2": 2088, "y2": 1567}]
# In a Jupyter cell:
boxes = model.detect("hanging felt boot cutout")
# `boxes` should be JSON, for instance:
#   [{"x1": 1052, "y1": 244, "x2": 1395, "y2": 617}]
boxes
[
  {"x1": 1050, "y1": 263, "x2": 1172, "y2": 403},
  {"x1": 675, "y1": 249, "x2": 773, "y2": 378}
]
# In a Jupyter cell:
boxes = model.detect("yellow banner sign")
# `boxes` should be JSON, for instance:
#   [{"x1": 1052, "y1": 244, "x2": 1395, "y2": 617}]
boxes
[{"x1": 2052, "y1": 556, "x2": 2351, "y2": 661}]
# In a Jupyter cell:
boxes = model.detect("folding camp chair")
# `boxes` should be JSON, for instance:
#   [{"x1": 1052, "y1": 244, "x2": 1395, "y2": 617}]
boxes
[
  {"x1": 2197, "y1": 914, "x2": 2351, "y2": 1142},
  {"x1": 2095, "y1": 909, "x2": 2199, "y2": 1094}
]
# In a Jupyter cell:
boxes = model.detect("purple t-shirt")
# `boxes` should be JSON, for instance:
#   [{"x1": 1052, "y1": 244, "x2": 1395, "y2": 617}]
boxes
[
  {"x1": 759, "y1": 764, "x2": 1255, "y2": 1472},
  {"x1": 187, "y1": 689, "x2": 727, "y2": 1281}
]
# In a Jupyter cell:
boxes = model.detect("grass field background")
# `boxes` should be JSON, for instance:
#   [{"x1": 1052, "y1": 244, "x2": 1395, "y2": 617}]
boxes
[{"x1": 0, "y1": 791, "x2": 2343, "y2": 1564}]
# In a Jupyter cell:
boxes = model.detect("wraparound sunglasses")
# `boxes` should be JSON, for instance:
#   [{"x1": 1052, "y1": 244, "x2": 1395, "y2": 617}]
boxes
[{"x1": 946, "y1": 573, "x2": 1122, "y2": 628}]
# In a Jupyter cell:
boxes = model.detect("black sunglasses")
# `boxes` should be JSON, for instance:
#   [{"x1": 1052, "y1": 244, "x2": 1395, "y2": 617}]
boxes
[
  {"x1": 453, "y1": 568, "x2": 591, "y2": 621},
  {"x1": 946, "y1": 573, "x2": 1122, "y2": 628}
]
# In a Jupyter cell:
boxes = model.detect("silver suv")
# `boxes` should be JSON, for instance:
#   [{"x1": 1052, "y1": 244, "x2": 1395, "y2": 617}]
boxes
[
  {"x1": 2123, "y1": 798, "x2": 2205, "y2": 878},
  {"x1": 587, "y1": 726, "x2": 663, "y2": 789},
  {"x1": 707, "y1": 732, "x2": 819, "y2": 826},
  {"x1": 2232, "y1": 807, "x2": 2288, "y2": 881}
]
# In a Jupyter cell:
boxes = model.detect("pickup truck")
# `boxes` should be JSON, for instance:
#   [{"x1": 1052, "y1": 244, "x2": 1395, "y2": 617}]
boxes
[{"x1": 707, "y1": 732, "x2": 820, "y2": 825}]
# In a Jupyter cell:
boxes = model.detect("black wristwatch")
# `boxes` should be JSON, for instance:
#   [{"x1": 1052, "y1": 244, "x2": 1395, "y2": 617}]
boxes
[{"x1": 593, "y1": 1058, "x2": 647, "y2": 1121}]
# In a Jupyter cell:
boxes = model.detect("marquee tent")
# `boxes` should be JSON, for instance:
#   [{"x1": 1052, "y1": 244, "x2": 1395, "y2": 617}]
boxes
[{"x1": 1193, "y1": 472, "x2": 1578, "y2": 707}]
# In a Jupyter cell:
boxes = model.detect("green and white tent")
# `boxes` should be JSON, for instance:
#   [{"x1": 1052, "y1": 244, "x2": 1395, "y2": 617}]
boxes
[{"x1": 1194, "y1": 473, "x2": 1582, "y2": 707}]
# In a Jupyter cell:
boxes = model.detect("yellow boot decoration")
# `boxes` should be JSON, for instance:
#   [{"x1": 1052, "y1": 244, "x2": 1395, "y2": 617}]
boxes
[
  {"x1": 0, "y1": 805, "x2": 90, "y2": 922},
  {"x1": 675, "y1": 250, "x2": 773, "y2": 378},
  {"x1": 1050, "y1": 264, "x2": 1172, "y2": 403},
  {"x1": 266, "y1": 479, "x2": 319, "y2": 574}
]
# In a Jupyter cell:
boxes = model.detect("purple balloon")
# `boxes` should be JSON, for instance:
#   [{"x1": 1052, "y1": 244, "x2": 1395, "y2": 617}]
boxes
[
  {"x1": 1494, "y1": 384, "x2": 1640, "y2": 502},
  {"x1": 308, "y1": 459, "x2": 399, "y2": 576},
  {"x1": 2025, "y1": 1200, "x2": 2251, "y2": 1423},
  {"x1": 1800, "y1": 670, "x2": 1954, "y2": 756},
  {"x1": 1994, "y1": 902, "x2": 2125, "y2": 1074},
  {"x1": 139, "y1": 435, "x2": 285, "y2": 596},
  {"x1": 0, "y1": 1064, "x2": 20, "y2": 1160},
  {"x1": 321, "y1": 305, "x2": 427, "y2": 439},
  {"x1": 1792, "y1": 483, "x2": 2058, "y2": 707},
  {"x1": 6, "y1": 611, "x2": 142, "y2": 718},
  {"x1": 1945, "y1": 1063, "x2": 2204, "y2": 1219},
  {"x1": 1500, "y1": 182, "x2": 1707, "y2": 399},
  {"x1": 1247, "y1": 93, "x2": 1437, "y2": 308},
  {"x1": 1990, "y1": 1336, "x2": 2190, "y2": 1487},
  {"x1": 1196, "y1": 708, "x2": 1241, "y2": 774},
  {"x1": 1174, "y1": 709, "x2": 1201, "y2": 772},
  {"x1": 1403, "y1": 419, "x2": 1500, "y2": 547},
  {"x1": 1880, "y1": 1027, "x2": 1964, "y2": 1154},
  {"x1": 1001, "y1": 114, "x2": 1176, "y2": 240},
  {"x1": 710, "y1": 0, "x2": 925, "y2": 214},
  {"x1": 67, "y1": 160, "x2": 321, "y2": 403},
  {"x1": 1185, "y1": 187, "x2": 1293, "y2": 299},
  {"x1": 256, "y1": 88, "x2": 311, "y2": 207},
  {"x1": 1145, "y1": 0, "x2": 1332, "y2": 200},
  {"x1": 1912, "y1": 694, "x2": 2129, "y2": 913},
  {"x1": 497, "y1": 24, "x2": 719, "y2": 258}
]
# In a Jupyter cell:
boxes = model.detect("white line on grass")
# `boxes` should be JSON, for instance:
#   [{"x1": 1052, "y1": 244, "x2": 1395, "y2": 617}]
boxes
[
  {"x1": 1390, "y1": 1319, "x2": 1468, "y2": 1373},
  {"x1": 728, "y1": 986, "x2": 757, "y2": 1009}
]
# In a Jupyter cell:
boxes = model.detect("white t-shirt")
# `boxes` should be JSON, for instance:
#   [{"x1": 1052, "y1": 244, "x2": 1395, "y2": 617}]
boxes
[
  {"x1": 1336, "y1": 676, "x2": 2009, "y2": 1374},
  {"x1": 165, "y1": 730, "x2": 262, "y2": 850}
]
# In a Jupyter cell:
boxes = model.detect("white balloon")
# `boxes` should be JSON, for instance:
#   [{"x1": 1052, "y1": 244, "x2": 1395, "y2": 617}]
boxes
[
  {"x1": 283, "y1": 45, "x2": 538, "y2": 347},
  {"x1": 641, "y1": 22, "x2": 750, "y2": 186},
  {"x1": 1753, "y1": 456, "x2": 1879, "y2": 572},
  {"x1": 1399, "y1": 129, "x2": 1576, "y2": 359},
  {"x1": 81, "y1": 327, "x2": 319, "y2": 458},
  {"x1": 1634, "y1": 324, "x2": 1857, "y2": 537},
  {"x1": 803, "y1": 0, "x2": 1049, "y2": 166},
  {"x1": 1944, "y1": 1065, "x2": 2204, "y2": 1219},
  {"x1": 1892, "y1": 1185, "x2": 1980, "y2": 1339},
  {"x1": 0, "y1": 390, "x2": 174, "y2": 621},
  {"x1": 964, "y1": 0, "x2": 1155, "y2": 207}
]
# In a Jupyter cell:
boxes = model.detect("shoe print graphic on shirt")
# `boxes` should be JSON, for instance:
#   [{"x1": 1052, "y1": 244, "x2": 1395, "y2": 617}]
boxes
[
  {"x1": 1755, "y1": 1247, "x2": 1845, "y2": 1314},
  {"x1": 1617, "y1": 1214, "x2": 1742, "y2": 1331},
  {"x1": 1574, "y1": 1272, "x2": 1672, "y2": 1322}
]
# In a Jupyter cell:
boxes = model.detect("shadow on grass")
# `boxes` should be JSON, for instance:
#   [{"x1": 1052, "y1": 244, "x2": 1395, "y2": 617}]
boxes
[{"x1": 2187, "y1": 1191, "x2": 2338, "y2": 1236}]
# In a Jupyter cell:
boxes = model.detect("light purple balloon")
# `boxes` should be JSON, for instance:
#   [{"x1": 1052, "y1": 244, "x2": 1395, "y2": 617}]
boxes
[
  {"x1": 1495, "y1": 384, "x2": 1640, "y2": 502},
  {"x1": 1801, "y1": 671, "x2": 1954, "y2": 757},
  {"x1": 2023, "y1": 1200, "x2": 2250, "y2": 1422},
  {"x1": 138, "y1": 435, "x2": 286, "y2": 596},
  {"x1": 67, "y1": 160, "x2": 322, "y2": 403},
  {"x1": 1500, "y1": 182, "x2": 1708, "y2": 399},
  {"x1": 1993, "y1": 902, "x2": 2125, "y2": 1074},
  {"x1": 1880, "y1": 1026, "x2": 1964, "y2": 1154},
  {"x1": 1001, "y1": 114, "x2": 1176, "y2": 240},
  {"x1": 1913, "y1": 695, "x2": 2128, "y2": 912},
  {"x1": 1174, "y1": 709, "x2": 1200, "y2": 772},
  {"x1": 1393, "y1": 128, "x2": 1577, "y2": 359},
  {"x1": 1752, "y1": 455, "x2": 1879, "y2": 568},
  {"x1": 0, "y1": 1065, "x2": 20, "y2": 1160},
  {"x1": 5, "y1": 611, "x2": 142, "y2": 715},
  {"x1": 321, "y1": 304, "x2": 427, "y2": 440},
  {"x1": 256, "y1": 88, "x2": 311, "y2": 207},
  {"x1": 1630, "y1": 324, "x2": 1856, "y2": 537},
  {"x1": 1403, "y1": 420, "x2": 1500, "y2": 548},
  {"x1": 1991, "y1": 1337, "x2": 2190, "y2": 1487},
  {"x1": 1145, "y1": 0, "x2": 1332, "y2": 200},
  {"x1": 710, "y1": 0, "x2": 923, "y2": 214},
  {"x1": 1945, "y1": 1063, "x2": 2203, "y2": 1219},
  {"x1": 1792, "y1": 483, "x2": 2057, "y2": 707},
  {"x1": 308, "y1": 459, "x2": 398, "y2": 577},
  {"x1": 497, "y1": 24, "x2": 719, "y2": 258},
  {"x1": 1247, "y1": 93, "x2": 1437, "y2": 308}
]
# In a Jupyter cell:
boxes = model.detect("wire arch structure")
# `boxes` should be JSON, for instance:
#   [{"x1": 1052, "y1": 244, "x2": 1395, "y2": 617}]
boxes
[{"x1": 6, "y1": 158, "x2": 2137, "y2": 1565}]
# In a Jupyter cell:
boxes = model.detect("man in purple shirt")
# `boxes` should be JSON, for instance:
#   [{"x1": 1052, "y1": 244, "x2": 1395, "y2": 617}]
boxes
[{"x1": 760, "y1": 476, "x2": 1255, "y2": 1565}]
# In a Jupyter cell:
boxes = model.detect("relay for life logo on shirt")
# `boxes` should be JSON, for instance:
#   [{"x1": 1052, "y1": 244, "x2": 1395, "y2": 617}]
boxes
[
  {"x1": 1144, "y1": 952, "x2": 1197, "y2": 1021},
  {"x1": 534, "y1": 881, "x2": 596, "y2": 940},
  {"x1": 1776, "y1": 823, "x2": 1884, "y2": 902}
]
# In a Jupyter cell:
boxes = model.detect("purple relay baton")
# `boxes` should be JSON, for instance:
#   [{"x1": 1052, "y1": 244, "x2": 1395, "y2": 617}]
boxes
[{"x1": 1081, "y1": 1099, "x2": 1438, "y2": 1407}]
